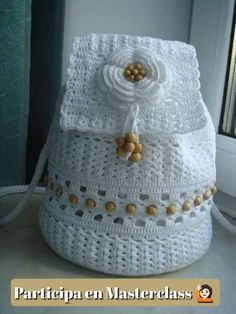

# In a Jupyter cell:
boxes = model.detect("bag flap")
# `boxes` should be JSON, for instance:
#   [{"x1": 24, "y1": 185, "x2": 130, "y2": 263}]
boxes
[{"x1": 60, "y1": 33, "x2": 208, "y2": 135}]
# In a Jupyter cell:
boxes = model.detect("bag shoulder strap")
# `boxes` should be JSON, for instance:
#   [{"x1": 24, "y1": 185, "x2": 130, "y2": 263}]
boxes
[
  {"x1": 0, "y1": 86, "x2": 66, "y2": 225},
  {"x1": 0, "y1": 131, "x2": 50, "y2": 225},
  {"x1": 0, "y1": 85, "x2": 236, "y2": 234}
]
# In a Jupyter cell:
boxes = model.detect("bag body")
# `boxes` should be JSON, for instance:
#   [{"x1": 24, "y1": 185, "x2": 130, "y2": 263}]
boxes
[{"x1": 39, "y1": 33, "x2": 216, "y2": 276}]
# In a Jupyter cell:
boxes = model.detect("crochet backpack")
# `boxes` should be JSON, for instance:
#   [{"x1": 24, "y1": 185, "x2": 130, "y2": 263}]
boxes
[{"x1": 1, "y1": 33, "x2": 235, "y2": 276}]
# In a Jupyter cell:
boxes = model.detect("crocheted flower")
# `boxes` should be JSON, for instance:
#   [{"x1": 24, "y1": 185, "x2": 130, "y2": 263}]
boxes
[{"x1": 98, "y1": 47, "x2": 170, "y2": 110}]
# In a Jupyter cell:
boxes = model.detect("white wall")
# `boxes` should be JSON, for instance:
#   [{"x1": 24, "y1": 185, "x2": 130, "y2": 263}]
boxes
[{"x1": 62, "y1": 0, "x2": 193, "y2": 83}]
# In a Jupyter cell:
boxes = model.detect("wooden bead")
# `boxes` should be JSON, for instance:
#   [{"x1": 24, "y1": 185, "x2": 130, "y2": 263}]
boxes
[
  {"x1": 131, "y1": 68, "x2": 139, "y2": 76},
  {"x1": 124, "y1": 142, "x2": 135, "y2": 153},
  {"x1": 135, "y1": 63, "x2": 142, "y2": 70},
  {"x1": 127, "y1": 64, "x2": 134, "y2": 71},
  {"x1": 126, "y1": 203, "x2": 137, "y2": 214},
  {"x1": 182, "y1": 201, "x2": 191, "y2": 211},
  {"x1": 69, "y1": 194, "x2": 78, "y2": 205},
  {"x1": 125, "y1": 63, "x2": 146, "y2": 82},
  {"x1": 55, "y1": 186, "x2": 63, "y2": 198},
  {"x1": 125, "y1": 132, "x2": 137, "y2": 143},
  {"x1": 135, "y1": 75, "x2": 143, "y2": 81},
  {"x1": 105, "y1": 201, "x2": 116, "y2": 212},
  {"x1": 116, "y1": 137, "x2": 125, "y2": 147},
  {"x1": 194, "y1": 196, "x2": 202, "y2": 206},
  {"x1": 134, "y1": 143, "x2": 143, "y2": 153},
  {"x1": 166, "y1": 204, "x2": 176, "y2": 215},
  {"x1": 116, "y1": 146, "x2": 126, "y2": 157},
  {"x1": 86, "y1": 198, "x2": 96, "y2": 208},
  {"x1": 146, "y1": 205, "x2": 158, "y2": 216},
  {"x1": 129, "y1": 153, "x2": 142, "y2": 162},
  {"x1": 128, "y1": 75, "x2": 135, "y2": 82},
  {"x1": 203, "y1": 191, "x2": 211, "y2": 200},
  {"x1": 124, "y1": 69, "x2": 131, "y2": 77},
  {"x1": 210, "y1": 185, "x2": 217, "y2": 194}
]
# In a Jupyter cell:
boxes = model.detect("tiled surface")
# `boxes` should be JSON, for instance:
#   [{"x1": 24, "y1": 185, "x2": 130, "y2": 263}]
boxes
[{"x1": 0, "y1": 194, "x2": 235, "y2": 313}]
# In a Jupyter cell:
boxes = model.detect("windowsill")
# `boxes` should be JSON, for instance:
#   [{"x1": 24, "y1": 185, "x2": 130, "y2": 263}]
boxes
[
  {"x1": 216, "y1": 134, "x2": 236, "y2": 154},
  {"x1": 216, "y1": 134, "x2": 236, "y2": 197},
  {"x1": 0, "y1": 194, "x2": 236, "y2": 313},
  {"x1": 214, "y1": 189, "x2": 236, "y2": 213}
]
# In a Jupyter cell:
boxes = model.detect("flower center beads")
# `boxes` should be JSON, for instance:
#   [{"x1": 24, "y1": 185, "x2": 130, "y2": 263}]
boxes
[
  {"x1": 124, "y1": 63, "x2": 147, "y2": 82},
  {"x1": 116, "y1": 132, "x2": 143, "y2": 162}
]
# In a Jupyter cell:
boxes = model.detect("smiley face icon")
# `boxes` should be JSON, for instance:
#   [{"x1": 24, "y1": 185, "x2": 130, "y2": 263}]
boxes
[{"x1": 196, "y1": 284, "x2": 213, "y2": 303}]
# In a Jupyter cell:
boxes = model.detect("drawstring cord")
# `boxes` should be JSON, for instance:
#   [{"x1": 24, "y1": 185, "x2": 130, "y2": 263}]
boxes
[
  {"x1": 122, "y1": 103, "x2": 140, "y2": 137},
  {"x1": 0, "y1": 126, "x2": 235, "y2": 233},
  {"x1": 121, "y1": 103, "x2": 140, "y2": 160},
  {"x1": 1, "y1": 176, "x2": 235, "y2": 233},
  {"x1": 0, "y1": 86, "x2": 65, "y2": 226},
  {"x1": 0, "y1": 85, "x2": 66, "y2": 226},
  {"x1": 1, "y1": 124, "x2": 235, "y2": 232},
  {"x1": 0, "y1": 131, "x2": 50, "y2": 225},
  {"x1": 0, "y1": 86, "x2": 235, "y2": 233}
]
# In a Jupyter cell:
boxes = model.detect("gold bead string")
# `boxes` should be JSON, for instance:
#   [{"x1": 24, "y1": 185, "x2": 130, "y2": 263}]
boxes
[{"x1": 47, "y1": 180, "x2": 217, "y2": 216}]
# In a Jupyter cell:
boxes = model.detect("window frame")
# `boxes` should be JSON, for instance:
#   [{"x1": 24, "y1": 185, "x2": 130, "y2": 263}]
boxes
[
  {"x1": 219, "y1": 2, "x2": 236, "y2": 138},
  {"x1": 189, "y1": 0, "x2": 236, "y2": 197}
]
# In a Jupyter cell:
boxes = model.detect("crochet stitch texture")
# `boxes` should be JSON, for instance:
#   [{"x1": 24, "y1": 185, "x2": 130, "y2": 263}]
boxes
[{"x1": 39, "y1": 33, "x2": 216, "y2": 276}]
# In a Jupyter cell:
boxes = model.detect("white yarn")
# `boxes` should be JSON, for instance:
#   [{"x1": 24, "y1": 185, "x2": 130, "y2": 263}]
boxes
[
  {"x1": 39, "y1": 204, "x2": 213, "y2": 276},
  {"x1": 42, "y1": 33, "x2": 217, "y2": 275},
  {"x1": 97, "y1": 47, "x2": 169, "y2": 108},
  {"x1": 1, "y1": 34, "x2": 235, "y2": 276},
  {"x1": 0, "y1": 87, "x2": 64, "y2": 225},
  {"x1": 60, "y1": 33, "x2": 207, "y2": 135},
  {"x1": 0, "y1": 141, "x2": 48, "y2": 225}
]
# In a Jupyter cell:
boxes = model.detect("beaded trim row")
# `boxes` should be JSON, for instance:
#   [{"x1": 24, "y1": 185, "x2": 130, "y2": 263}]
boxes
[{"x1": 45, "y1": 177, "x2": 217, "y2": 216}]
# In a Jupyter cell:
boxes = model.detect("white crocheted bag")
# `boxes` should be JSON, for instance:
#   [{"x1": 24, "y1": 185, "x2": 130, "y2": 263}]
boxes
[
  {"x1": 4, "y1": 33, "x2": 235, "y2": 276},
  {"x1": 38, "y1": 33, "x2": 217, "y2": 276}
]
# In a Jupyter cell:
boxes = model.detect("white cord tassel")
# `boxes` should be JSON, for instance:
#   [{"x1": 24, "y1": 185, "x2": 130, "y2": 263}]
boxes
[
  {"x1": 122, "y1": 103, "x2": 140, "y2": 138},
  {"x1": 121, "y1": 104, "x2": 140, "y2": 160}
]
